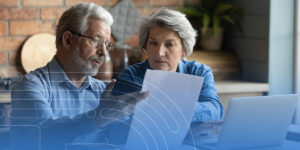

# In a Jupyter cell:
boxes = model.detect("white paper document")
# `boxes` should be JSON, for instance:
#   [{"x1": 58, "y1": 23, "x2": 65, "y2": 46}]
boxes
[{"x1": 125, "y1": 69, "x2": 204, "y2": 149}]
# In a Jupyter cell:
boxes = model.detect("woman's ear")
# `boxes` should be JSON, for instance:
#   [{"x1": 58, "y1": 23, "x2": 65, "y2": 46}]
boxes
[
  {"x1": 142, "y1": 47, "x2": 148, "y2": 53},
  {"x1": 142, "y1": 47, "x2": 147, "y2": 52},
  {"x1": 142, "y1": 48, "x2": 148, "y2": 57},
  {"x1": 181, "y1": 49, "x2": 187, "y2": 57},
  {"x1": 62, "y1": 31, "x2": 73, "y2": 50}
]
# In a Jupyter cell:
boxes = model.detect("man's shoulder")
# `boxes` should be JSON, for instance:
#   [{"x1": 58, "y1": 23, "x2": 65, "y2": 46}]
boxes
[
  {"x1": 26, "y1": 65, "x2": 50, "y2": 81},
  {"x1": 14, "y1": 66, "x2": 50, "y2": 89},
  {"x1": 89, "y1": 77, "x2": 107, "y2": 89}
]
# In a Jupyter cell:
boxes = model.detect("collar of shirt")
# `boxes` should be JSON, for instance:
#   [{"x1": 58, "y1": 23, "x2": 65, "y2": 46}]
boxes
[
  {"x1": 144, "y1": 59, "x2": 187, "y2": 73},
  {"x1": 48, "y1": 57, "x2": 95, "y2": 91},
  {"x1": 176, "y1": 59, "x2": 188, "y2": 74}
]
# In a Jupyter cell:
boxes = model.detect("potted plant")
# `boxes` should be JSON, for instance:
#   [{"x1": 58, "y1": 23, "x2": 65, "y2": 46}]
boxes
[{"x1": 179, "y1": 0, "x2": 244, "y2": 51}]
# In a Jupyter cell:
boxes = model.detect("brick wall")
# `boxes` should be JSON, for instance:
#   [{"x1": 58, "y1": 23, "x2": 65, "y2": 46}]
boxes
[{"x1": 0, "y1": 0, "x2": 198, "y2": 78}]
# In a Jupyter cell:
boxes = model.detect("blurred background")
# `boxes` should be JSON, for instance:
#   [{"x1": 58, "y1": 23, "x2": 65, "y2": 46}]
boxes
[{"x1": 0, "y1": 0, "x2": 299, "y2": 138}]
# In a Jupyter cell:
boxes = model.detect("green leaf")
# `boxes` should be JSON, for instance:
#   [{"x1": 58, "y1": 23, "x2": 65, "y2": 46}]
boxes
[
  {"x1": 222, "y1": 15, "x2": 235, "y2": 24},
  {"x1": 202, "y1": 14, "x2": 210, "y2": 33},
  {"x1": 178, "y1": 0, "x2": 245, "y2": 35},
  {"x1": 215, "y1": 4, "x2": 233, "y2": 14},
  {"x1": 179, "y1": 7, "x2": 203, "y2": 17},
  {"x1": 213, "y1": 15, "x2": 220, "y2": 36}
]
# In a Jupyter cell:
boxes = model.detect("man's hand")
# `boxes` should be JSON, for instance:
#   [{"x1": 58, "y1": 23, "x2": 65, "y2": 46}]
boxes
[{"x1": 95, "y1": 80, "x2": 149, "y2": 128}]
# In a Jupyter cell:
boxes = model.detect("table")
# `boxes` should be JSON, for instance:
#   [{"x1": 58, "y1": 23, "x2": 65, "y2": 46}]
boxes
[
  {"x1": 179, "y1": 122, "x2": 300, "y2": 150},
  {"x1": 64, "y1": 122, "x2": 300, "y2": 150},
  {"x1": 3, "y1": 120, "x2": 300, "y2": 150}
]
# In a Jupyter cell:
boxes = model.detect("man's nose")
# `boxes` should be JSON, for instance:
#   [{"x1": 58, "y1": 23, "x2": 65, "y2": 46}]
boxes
[{"x1": 97, "y1": 44, "x2": 106, "y2": 56}]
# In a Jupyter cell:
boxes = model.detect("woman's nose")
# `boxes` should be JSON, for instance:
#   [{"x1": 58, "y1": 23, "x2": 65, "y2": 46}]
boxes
[{"x1": 158, "y1": 45, "x2": 166, "y2": 57}]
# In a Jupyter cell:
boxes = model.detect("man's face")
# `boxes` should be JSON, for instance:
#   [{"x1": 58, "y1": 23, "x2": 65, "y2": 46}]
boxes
[{"x1": 72, "y1": 18, "x2": 111, "y2": 76}]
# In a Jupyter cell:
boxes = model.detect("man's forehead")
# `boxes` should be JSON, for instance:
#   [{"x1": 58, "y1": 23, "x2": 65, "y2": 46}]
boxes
[
  {"x1": 87, "y1": 18, "x2": 110, "y2": 27},
  {"x1": 85, "y1": 18, "x2": 111, "y2": 34}
]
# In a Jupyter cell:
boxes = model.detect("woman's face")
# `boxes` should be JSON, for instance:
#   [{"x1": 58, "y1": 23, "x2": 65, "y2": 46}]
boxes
[{"x1": 146, "y1": 26, "x2": 186, "y2": 72}]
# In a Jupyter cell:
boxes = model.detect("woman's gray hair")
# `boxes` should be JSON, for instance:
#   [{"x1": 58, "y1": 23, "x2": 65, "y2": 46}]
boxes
[
  {"x1": 56, "y1": 3, "x2": 113, "y2": 48},
  {"x1": 139, "y1": 8, "x2": 196, "y2": 57}
]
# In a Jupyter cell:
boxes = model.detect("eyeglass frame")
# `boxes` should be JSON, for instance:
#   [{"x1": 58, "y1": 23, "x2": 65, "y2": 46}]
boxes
[{"x1": 70, "y1": 31, "x2": 113, "y2": 51}]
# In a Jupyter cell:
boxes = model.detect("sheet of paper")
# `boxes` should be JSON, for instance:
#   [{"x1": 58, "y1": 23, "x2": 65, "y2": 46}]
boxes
[{"x1": 125, "y1": 69, "x2": 204, "y2": 149}]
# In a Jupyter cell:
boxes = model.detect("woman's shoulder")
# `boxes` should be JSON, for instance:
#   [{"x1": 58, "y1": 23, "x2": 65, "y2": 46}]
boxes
[
  {"x1": 122, "y1": 61, "x2": 149, "y2": 74},
  {"x1": 119, "y1": 61, "x2": 149, "y2": 83},
  {"x1": 181, "y1": 60, "x2": 212, "y2": 76},
  {"x1": 182, "y1": 60, "x2": 212, "y2": 70}
]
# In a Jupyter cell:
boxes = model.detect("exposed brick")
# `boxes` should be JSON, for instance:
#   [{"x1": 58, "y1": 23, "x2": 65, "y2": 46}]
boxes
[
  {"x1": 109, "y1": 0, "x2": 145, "y2": 7},
  {"x1": 0, "y1": 22, "x2": 7, "y2": 35},
  {"x1": 8, "y1": 51, "x2": 17, "y2": 65},
  {"x1": 0, "y1": 8, "x2": 39, "y2": 20},
  {"x1": 23, "y1": 0, "x2": 63, "y2": 6},
  {"x1": 41, "y1": 8, "x2": 67, "y2": 20},
  {"x1": 0, "y1": 37, "x2": 26, "y2": 51},
  {"x1": 0, "y1": 0, "x2": 18, "y2": 7},
  {"x1": 149, "y1": 0, "x2": 183, "y2": 6},
  {"x1": 0, "y1": 66, "x2": 23, "y2": 78},
  {"x1": 133, "y1": 0, "x2": 146, "y2": 6},
  {"x1": 124, "y1": 33, "x2": 139, "y2": 48},
  {"x1": 10, "y1": 21, "x2": 53, "y2": 35},
  {"x1": 66, "y1": 0, "x2": 105, "y2": 6},
  {"x1": 55, "y1": 19, "x2": 60, "y2": 26},
  {"x1": 108, "y1": 0, "x2": 119, "y2": 6},
  {"x1": 0, "y1": 52, "x2": 7, "y2": 64}
]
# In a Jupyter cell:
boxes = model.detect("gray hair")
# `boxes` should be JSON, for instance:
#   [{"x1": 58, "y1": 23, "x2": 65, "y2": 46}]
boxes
[
  {"x1": 139, "y1": 8, "x2": 196, "y2": 57},
  {"x1": 56, "y1": 3, "x2": 113, "y2": 48}
]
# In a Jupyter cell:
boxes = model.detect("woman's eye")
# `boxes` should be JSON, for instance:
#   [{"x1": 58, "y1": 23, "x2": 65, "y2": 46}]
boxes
[
  {"x1": 149, "y1": 41, "x2": 157, "y2": 46},
  {"x1": 166, "y1": 42, "x2": 175, "y2": 48}
]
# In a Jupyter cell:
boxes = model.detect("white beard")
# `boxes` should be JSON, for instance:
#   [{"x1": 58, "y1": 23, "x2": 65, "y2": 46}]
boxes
[{"x1": 73, "y1": 47, "x2": 103, "y2": 76}]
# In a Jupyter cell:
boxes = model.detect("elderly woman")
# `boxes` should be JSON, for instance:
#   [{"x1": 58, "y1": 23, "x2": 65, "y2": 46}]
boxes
[{"x1": 118, "y1": 8, "x2": 223, "y2": 122}]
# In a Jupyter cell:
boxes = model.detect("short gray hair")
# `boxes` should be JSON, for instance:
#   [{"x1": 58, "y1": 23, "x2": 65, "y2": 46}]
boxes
[
  {"x1": 56, "y1": 3, "x2": 113, "y2": 48},
  {"x1": 139, "y1": 8, "x2": 196, "y2": 57}
]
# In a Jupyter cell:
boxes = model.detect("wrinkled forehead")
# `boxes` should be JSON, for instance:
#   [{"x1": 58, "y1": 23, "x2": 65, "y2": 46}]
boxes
[
  {"x1": 148, "y1": 26, "x2": 182, "y2": 41},
  {"x1": 85, "y1": 18, "x2": 111, "y2": 39}
]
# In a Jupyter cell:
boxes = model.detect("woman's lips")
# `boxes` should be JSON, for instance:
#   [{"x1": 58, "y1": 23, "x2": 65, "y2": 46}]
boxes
[{"x1": 155, "y1": 60, "x2": 167, "y2": 63}]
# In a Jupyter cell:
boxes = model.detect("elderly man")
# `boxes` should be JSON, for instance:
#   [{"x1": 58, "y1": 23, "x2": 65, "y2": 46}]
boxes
[{"x1": 10, "y1": 3, "x2": 148, "y2": 150}]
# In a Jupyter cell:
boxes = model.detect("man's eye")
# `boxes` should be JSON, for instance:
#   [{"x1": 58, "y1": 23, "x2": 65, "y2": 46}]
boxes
[
  {"x1": 92, "y1": 38, "x2": 99, "y2": 43},
  {"x1": 106, "y1": 43, "x2": 113, "y2": 50}
]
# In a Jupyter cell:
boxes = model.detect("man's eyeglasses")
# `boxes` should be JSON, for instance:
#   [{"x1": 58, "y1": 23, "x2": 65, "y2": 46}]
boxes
[{"x1": 71, "y1": 32, "x2": 113, "y2": 51}]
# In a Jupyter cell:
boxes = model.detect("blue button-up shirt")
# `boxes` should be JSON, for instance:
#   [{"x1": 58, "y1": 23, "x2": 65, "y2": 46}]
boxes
[
  {"x1": 118, "y1": 59, "x2": 223, "y2": 122},
  {"x1": 10, "y1": 58, "x2": 107, "y2": 149},
  {"x1": 11, "y1": 57, "x2": 106, "y2": 122}
]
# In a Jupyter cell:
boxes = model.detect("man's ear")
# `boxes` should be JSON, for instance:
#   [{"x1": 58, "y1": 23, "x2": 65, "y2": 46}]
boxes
[{"x1": 62, "y1": 31, "x2": 73, "y2": 50}]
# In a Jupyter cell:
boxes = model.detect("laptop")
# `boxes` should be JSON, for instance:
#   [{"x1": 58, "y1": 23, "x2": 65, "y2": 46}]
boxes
[{"x1": 186, "y1": 94, "x2": 299, "y2": 150}]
